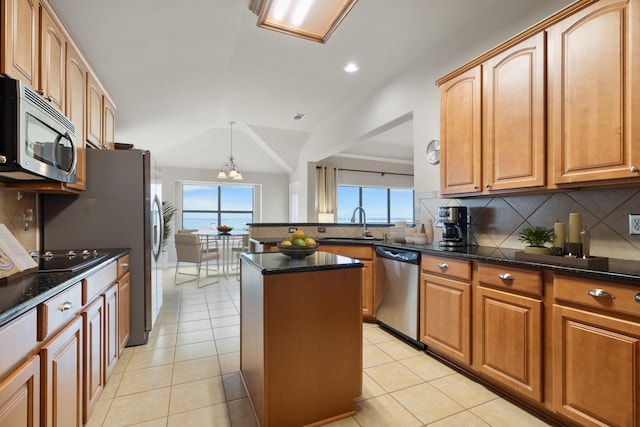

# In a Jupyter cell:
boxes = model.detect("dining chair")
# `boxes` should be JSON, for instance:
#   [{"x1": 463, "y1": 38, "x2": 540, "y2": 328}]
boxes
[
  {"x1": 231, "y1": 234, "x2": 250, "y2": 279},
  {"x1": 174, "y1": 233, "x2": 220, "y2": 287}
]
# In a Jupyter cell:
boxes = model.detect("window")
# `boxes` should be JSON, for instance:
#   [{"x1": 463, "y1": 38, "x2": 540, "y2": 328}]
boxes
[
  {"x1": 337, "y1": 186, "x2": 414, "y2": 223},
  {"x1": 182, "y1": 184, "x2": 254, "y2": 231}
]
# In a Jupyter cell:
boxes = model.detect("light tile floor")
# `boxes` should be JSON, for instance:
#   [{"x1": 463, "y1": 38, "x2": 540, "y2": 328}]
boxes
[{"x1": 86, "y1": 267, "x2": 553, "y2": 427}]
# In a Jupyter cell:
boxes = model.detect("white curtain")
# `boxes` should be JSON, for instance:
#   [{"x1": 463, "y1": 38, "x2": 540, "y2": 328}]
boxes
[{"x1": 317, "y1": 165, "x2": 338, "y2": 222}]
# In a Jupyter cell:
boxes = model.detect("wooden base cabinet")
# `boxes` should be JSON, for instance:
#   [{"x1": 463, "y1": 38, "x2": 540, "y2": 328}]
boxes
[
  {"x1": 0, "y1": 355, "x2": 40, "y2": 427},
  {"x1": 118, "y1": 271, "x2": 131, "y2": 355},
  {"x1": 82, "y1": 296, "x2": 104, "y2": 424},
  {"x1": 40, "y1": 315, "x2": 83, "y2": 427},
  {"x1": 103, "y1": 283, "x2": 118, "y2": 381}
]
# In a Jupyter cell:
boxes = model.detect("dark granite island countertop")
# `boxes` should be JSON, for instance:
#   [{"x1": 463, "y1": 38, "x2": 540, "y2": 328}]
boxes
[{"x1": 239, "y1": 251, "x2": 363, "y2": 427}]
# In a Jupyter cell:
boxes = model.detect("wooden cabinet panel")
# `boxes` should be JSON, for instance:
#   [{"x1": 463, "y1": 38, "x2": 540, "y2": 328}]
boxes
[
  {"x1": 477, "y1": 263, "x2": 542, "y2": 297},
  {"x1": 553, "y1": 304, "x2": 640, "y2": 427},
  {"x1": 39, "y1": 7, "x2": 65, "y2": 111},
  {"x1": 41, "y1": 315, "x2": 82, "y2": 427},
  {"x1": 474, "y1": 286, "x2": 543, "y2": 401},
  {"x1": 86, "y1": 73, "x2": 103, "y2": 148},
  {"x1": 118, "y1": 272, "x2": 131, "y2": 355},
  {"x1": 64, "y1": 44, "x2": 86, "y2": 191},
  {"x1": 0, "y1": 355, "x2": 40, "y2": 427},
  {"x1": 103, "y1": 283, "x2": 118, "y2": 381},
  {"x1": 360, "y1": 260, "x2": 373, "y2": 317},
  {"x1": 420, "y1": 256, "x2": 471, "y2": 281},
  {"x1": 0, "y1": 0, "x2": 39, "y2": 87},
  {"x1": 103, "y1": 96, "x2": 115, "y2": 147},
  {"x1": 82, "y1": 261, "x2": 117, "y2": 305},
  {"x1": 0, "y1": 309, "x2": 37, "y2": 376},
  {"x1": 37, "y1": 282, "x2": 82, "y2": 341},
  {"x1": 483, "y1": 32, "x2": 545, "y2": 191},
  {"x1": 420, "y1": 274, "x2": 471, "y2": 365},
  {"x1": 549, "y1": 0, "x2": 640, "y2": 184},
  {"x1": 440, "y1": 66, "x2": 482, "y2": 195},
  {"x1": 82, "y1": 296, "x2": 104, "y2": 424}
]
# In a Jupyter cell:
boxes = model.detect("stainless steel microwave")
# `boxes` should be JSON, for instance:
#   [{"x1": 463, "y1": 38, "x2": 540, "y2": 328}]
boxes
[{"x1": 0, "y1": 76, "x2": 77, "y2": 183}]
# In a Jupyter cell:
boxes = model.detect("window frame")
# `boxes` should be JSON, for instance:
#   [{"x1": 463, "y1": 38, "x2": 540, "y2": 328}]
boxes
[
  {"x1": 181, "y1": 183, "x2": 254, "y2": 230},
  {"x1": 337, "y1": 185, "x2": 414, "y2": 223}
]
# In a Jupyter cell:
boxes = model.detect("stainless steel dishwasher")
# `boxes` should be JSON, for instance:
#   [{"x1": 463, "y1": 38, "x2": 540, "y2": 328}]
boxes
[{"x1": 375, "y1": 245, "x2": 423, "y2": 349}]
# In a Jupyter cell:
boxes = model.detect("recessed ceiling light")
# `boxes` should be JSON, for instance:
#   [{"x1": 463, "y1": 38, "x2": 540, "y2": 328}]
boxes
[{"x1": 344, "y1": 63, "x2": 359, "y2": 73}]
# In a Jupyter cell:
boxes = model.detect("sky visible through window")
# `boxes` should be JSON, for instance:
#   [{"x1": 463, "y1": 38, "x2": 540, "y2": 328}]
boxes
[
  {"x1": 182, "y1": 184, "x2": 253, "y2": 231},
  {"x1": 337, "y1": 186, "x2": 414, "y2": 223}
]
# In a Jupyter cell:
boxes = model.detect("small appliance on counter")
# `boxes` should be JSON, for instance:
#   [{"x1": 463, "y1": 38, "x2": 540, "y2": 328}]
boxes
[{"x1": 437, "y1": 206, "x2": 468, "y2": 249}]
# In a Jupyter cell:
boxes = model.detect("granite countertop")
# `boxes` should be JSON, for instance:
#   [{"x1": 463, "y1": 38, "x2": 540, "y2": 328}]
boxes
[
  {"x1": 0, "y1": 248, "x2": 129, "y2": 328},
  {"x1": 250, "y1": 237, "x2": 640, "y2": 284},
  {"x1": 240, "y1": 251, "x2": 363, "y2": 275}
]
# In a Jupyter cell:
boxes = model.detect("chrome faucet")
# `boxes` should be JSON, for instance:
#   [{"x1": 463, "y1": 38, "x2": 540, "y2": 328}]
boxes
[{"x1": 350, "y1": 207, "x2": 372, "y2": 238}]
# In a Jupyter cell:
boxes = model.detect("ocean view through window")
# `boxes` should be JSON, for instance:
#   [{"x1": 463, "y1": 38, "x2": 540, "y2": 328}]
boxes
[
  {"x1": 337, "y1": 186, "x2": 414, "y2": 223},
  {"x1": 182, "y1": 184, "x2": 254, "y2": 231}
]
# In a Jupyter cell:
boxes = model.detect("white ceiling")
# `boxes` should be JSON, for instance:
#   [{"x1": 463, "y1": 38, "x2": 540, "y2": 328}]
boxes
[{"x1": 48, "y1": 0, "x2": 574, "y2": 175}]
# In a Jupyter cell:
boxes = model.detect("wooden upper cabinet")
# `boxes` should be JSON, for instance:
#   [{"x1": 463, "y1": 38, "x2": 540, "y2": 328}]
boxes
[
  {"x1": 65, "y1": 45, "x2": 86, "y2": 191},
  {"x1": 440, "y1": 66, "x2": 482, "y2": 195},
  {"x1": 483, "y1": 32, "x2": 546, "y2": 191},
  {"x1": 39, "y1": 6, "x2": 65, "y2": 111},
  {"x1": 549, "y1": 0, "x2": 640, "y2": 184},
  {"x1": 103, "y1": 97, "x2": 116, "y2": 148},
  {"x1": 86, "y1": 73, "x2": 103, "y2": 148},
  {"x1": 1, "y1": 0, "x2": 39, "y2": 87}
]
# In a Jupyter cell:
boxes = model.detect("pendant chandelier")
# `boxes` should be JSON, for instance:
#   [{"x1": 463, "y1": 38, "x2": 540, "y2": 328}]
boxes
[{"x1": 217, "y1": 121, "x2": 243, "y2": 181}]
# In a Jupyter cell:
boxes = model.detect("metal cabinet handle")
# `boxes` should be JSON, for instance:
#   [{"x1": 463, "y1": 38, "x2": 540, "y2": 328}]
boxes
[
  {"x1": 498, "y1": 273, "x2": 514, "y2": 280},
  {"x1": 437, "y1": 262, "x2": 448, "y2": 270},
  {"x1": 121, "y1": 263, "x2": 129, "y2": 267},
  {"x1": 474, "y1": 186, "x2": 479, "y2": 190},
  {"x1": 486, "y1": 183, "x2": 491, "y2": 189},
  {"x1": 587, "y1": 289, "x2": 615, "y2": 299},
  {"x1": 635, "y1": 293, "x2": 640, "y2": 303},
  {"x1": 59, "y1": 301, "x2": 74, "y2": 311},
  {"x1": 630, "y1": 166, "x2": 639, "y2": 173},
  {"x1": 0, "y1": 155, "x2": 6, "y2": 164}
]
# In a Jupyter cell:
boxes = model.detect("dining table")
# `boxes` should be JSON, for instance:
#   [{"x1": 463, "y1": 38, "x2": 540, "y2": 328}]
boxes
[{"x1": 192, "y1": 227, "x2": 247, "y2": 279}]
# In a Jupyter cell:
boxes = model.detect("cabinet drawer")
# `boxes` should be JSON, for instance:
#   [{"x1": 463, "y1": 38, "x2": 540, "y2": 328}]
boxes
[
  {"x1": 554, "y1": 274, "x2": 640, "y2": 319},
  {"x1": 421, "y1": 256, "x2": 471, "y2": 281},
  {"x1": 83, "y1": 261, "x2": 117, "y2": 305},
  {"x1": 38, "y1": 283, "x2": 82, "y2": 341},
  {"x1": 117, "y1": 254, "x2": 130, "y2": 278},
  {"x1": 477, "y1": 263, "x2": 542, "y2": 297},
  {"x1": 0, "y1": 310, "x2": 37, "y2": 376},
  {"x1": 322, "y1": 245, "x2": 372, "y2": 260}
]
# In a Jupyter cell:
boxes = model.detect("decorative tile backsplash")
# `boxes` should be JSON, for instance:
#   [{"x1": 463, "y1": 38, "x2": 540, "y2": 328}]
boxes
[
  {"x1": 416, "y1": 187, "x2": 640, "y2": 261},
  {"x1": 0, "y1": 188, "x2": 38, "y2": 252}
]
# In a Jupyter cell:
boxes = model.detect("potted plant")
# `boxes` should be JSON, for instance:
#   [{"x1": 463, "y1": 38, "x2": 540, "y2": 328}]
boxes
[
  {"x1": 161, "y1": 201, "x2": 176, "y2": 268},
  {"x1": 518, "y1": 226, "x2": 554, "y2": 255}
]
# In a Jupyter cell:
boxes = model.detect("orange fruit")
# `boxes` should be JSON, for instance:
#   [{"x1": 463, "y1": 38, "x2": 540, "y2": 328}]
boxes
[{"x1": 292, "y1": 230, "x2": 306, "y2": 240}]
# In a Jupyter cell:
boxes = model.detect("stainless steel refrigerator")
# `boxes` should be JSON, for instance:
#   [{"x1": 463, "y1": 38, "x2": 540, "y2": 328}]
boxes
[{"x1": 41, "y1": 148, "x2": 163, "y2": 346}]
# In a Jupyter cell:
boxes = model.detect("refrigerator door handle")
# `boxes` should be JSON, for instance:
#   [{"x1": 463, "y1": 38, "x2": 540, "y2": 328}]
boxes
[{"x1": 152, "y1": 194, "x2": 163, "y2": 261}]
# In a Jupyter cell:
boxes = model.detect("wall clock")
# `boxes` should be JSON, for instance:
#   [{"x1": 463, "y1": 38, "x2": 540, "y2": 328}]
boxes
[{"x1": 426, "y1": 138, "x2": 440, "y2": 165}]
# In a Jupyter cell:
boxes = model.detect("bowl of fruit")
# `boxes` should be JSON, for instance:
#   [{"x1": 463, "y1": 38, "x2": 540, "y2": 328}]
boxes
[
  {"x1": 277, "y1": 230, "x2": 318, "y2": 259},
  {"x1": 216, "y1": 225, "x2": 233, "y2": 235}
]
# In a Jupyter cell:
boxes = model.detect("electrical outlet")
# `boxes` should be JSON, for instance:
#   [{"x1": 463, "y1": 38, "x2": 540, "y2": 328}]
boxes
[
  {"x1": 629, "y1": 214, "x2": 640, "y2": 235},
  {"x1": 317, "y1": 227, "x2": 326, "y2": 233},
  {"x1": 288, "y1": 227, "x2": 297, "y2": 233}
]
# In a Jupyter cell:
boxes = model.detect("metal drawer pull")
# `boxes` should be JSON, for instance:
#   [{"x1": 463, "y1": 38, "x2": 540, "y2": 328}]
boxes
[
  {"x1": 498, "y1": 273, "x2": 514, "y2": 280},
  {"x1": 59, "y1": 301, "x2": 74, "y2": 311},
  {"x1": 121, "y1": 263, "x2": 129, "y2": 268},
  {"x1": 635, "y1": 293, "x2": 640, "y2": 303},
  {"x1": 587, "y1": 289, "x2": 615, "y2": 299},
  {"x1": 437, "y1": 262, "x2": 448, "y2": 270}
]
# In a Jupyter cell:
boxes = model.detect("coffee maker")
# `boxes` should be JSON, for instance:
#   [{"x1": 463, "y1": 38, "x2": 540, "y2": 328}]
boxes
[{"x1": 438, "y1": 206, "x2": 468, "y2": 248}]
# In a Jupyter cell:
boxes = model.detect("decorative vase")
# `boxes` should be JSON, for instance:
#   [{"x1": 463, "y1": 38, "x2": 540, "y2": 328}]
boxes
[{"x1": 523, "y1": 246, "x2": 551, "y2": 255}]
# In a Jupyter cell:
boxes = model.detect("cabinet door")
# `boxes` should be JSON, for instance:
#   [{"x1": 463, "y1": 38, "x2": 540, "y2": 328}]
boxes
[
  {"x1": 440, "y1": 66, "x2": 482, "y2": 195},
  {"x1": 118, "y1": 272, "x2": 131, "y2": 355},
  {"x1": 474, "y1": 286, "x2": 542, "y2": 401},
  {"x1": 82, "y1": 296, "x2": 104, "y2": 424},
  {"x1": 553, "y1": 305, "x2": 640, "y2": 427},
  {"x1": 103, "y1": 97, "x2": 116, "y2": 148},
  {"x1": 420, "y1": 274, "x2": 471, "y2": 365},
  {"x1": 361, "y1": 260, "x2": 374, "y2": 317},
  {"x1": 0, "y1": 355, "x2": 40, "y2": 427},
  {"x1": 86, "y1": 73, "x2": 103, "y2": 148},
  {"x1": 549, "y1": 0, "x2": 640, "y2": 184},
  {"x1": 64, "y1": 45, "x2": 86, "y2": 191},
  {"x1": 483, "y1": 32, "x2": 545, "y2": 191},
  {"x1": 39, "y1": 7, "x2": 65, "y2": 111},
  {"x1": 0, "y1": 0, "x2": 39, "y2": 87},
  {"x1": 104, "y1": 283, "x2": 118, "y2": 381},
  {"x1": 41, "y1": 315, "x2": 82, "y2": 427}
]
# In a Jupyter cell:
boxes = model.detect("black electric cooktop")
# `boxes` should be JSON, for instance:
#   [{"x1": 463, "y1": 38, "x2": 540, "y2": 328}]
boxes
[{"x1": 33, "y1": 249, "x2": 111, "y2": 273}]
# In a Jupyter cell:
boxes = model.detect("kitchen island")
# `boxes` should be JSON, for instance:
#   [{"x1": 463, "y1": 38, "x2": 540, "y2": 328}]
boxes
[{"x1": 239, "y1": 251, "x2": 363, "y2": 427}]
